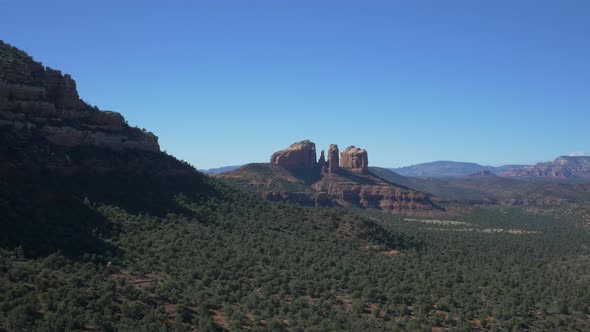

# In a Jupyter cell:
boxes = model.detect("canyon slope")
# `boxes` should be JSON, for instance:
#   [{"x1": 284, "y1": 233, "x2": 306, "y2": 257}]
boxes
[{"x1": 217, "y1": 140, "x2": 443, "y2": 215}]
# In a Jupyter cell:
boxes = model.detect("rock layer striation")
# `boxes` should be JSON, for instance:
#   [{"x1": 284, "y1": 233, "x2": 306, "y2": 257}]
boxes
[
  {"x1": 0, "y1": 41, "x2": 159, "y2": 153},
  {"x1": 501, "y1": 156, "x2": 590, "y2": 178},
  {"x1": 340, "y1": 146, "x2": 369, "y2": 173},
  {"x1": 270, "y1": 140, "x2": 317, "y2": 169}
]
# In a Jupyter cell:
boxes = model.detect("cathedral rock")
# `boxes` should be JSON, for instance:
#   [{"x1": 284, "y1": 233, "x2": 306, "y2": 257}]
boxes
[
  {"x1": 270, "y1": 140, "x2": 370, "y2": 174},
  {"x1": 219, "y1": 139, "x2": 443, "y2": 215}
]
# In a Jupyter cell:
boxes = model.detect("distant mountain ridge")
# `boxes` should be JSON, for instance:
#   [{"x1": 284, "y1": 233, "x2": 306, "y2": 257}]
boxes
[
  {"x1": 205, "y1": 157, "x2": 590, "y2": 180},
  {"x1": 370, "y1": 167, "x2": 590, "y2": 206},
  {"x1": 501, "y1": 156, "x2": 590, "y2": 178},
  {"x1": 393, "y1": 161, "x2": 529, "y2": 178},
  {"x1": 201, "y1": 165, "x2": 242, "y2": 174}
]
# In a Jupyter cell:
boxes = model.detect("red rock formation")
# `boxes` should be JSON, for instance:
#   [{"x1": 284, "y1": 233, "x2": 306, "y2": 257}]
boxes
[
  {"x1": 340, "y1": 146, "x2": 368, "y2": 173},
  {"x1": 0, "y1": 41, "x2": 159, "y2": 152},
  {"x1": 220, "y1": 151, "x2": 443, "y2": 215},
  {"x1": 42, "y1": 69, "x2": 85, "y2": 110},
  {"x1": 328, "y1": 144, "x2": 339, "y2": 174},
  {"x1": 319, "y1": 150, "x2": 327, "y2": 174},
  {"x1": 501, "y1": 156, "x2": 590, "y2": 178},
  {"x1": 312, "y1": 175, "x2": 439, "y2": 213},
  {"x1": 270, "y1": 140, "x2": 317, "y2": 169}
]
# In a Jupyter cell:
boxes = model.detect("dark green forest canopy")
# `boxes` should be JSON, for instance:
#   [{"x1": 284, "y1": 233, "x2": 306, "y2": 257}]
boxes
[{"x1": 1, "y1": 161, "x2": 590, "y2": 331}]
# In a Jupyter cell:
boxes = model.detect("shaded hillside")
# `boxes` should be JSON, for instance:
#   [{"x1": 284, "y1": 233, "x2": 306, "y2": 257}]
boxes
[
  {"x1": 219, "y1": 163, "x2": 319, "y2": 193},
  {"x1": 0, "y1": 41, "x2": 397, "y2": 257}
]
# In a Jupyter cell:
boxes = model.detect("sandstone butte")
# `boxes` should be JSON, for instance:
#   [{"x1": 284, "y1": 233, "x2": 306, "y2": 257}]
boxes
[
  {"x1": 223, "y1": 140, "x2": 443, "y2": 215},
  {"x1": 340, "y1": 146, "x2": 369, "y2": 173},
  {"x1": 270, "y1": 141, "x2": 369, "y2": 174},
  {"x1": 270, "y1": 140, "x2": 317, "y2": 169}
]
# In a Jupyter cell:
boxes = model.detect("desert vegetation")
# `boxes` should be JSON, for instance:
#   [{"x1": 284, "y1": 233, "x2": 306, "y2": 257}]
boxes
[{"x1": 2, "y1": 170, "x2": 589, "y2": 331}]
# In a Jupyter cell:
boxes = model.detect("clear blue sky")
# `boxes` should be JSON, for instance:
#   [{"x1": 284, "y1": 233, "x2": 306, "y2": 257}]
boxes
[{"x1": 2, "y1": 1, "x2": 589, "y2": 168}]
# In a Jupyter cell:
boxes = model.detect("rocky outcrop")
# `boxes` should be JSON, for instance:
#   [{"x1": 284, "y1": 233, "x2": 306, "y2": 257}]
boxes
[
  {"x1": 270, "y1": 140, "x2": 317, "y2": 169},
  {"x1": 501, "y1": 156, "x2": 590, "y2": 178},
  {"x1": 328, "y1": 144, "x2": 339, "y2": 174},
  {"x1": 319, "y1": 150, "x2": 327, "y2": 174},
  {"x1": 0, "y1": 40, "x2": 159, "y2": 152},
  {"x1": 312, "y1": 175, "x2": 439, "y2": 214},
  {"x1": 42, "y1": 69, "x2": 86, "y2": 110},
  {"x1": 469, "y1": 170, "x2": 495, "y2": 177},
  {"x1": 340, "y1": 146, "x2": 368, "y2": 173}
]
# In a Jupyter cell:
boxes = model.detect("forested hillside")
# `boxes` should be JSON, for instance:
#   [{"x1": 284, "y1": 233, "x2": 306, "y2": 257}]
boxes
[{"x1": 3, "y1": 172, "x2": 590, "y2": 331}]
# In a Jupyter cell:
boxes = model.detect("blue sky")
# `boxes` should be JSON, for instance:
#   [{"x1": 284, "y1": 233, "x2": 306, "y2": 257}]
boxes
[{"x1": 2, "y1": 1, "x2": 589, "y2": 168}]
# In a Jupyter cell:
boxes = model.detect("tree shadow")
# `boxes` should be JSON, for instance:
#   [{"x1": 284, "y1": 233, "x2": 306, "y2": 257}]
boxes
[{"x1": 0, "y1": 180, "x2": 119, "y2": 258}]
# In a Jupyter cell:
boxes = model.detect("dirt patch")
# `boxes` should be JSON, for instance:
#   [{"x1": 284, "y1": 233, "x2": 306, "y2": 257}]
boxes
[
  {"x1": 110, "y1": 269, "x2": 169, "y2": 289},
  {"x1": 381, "y1": 250, "x2": 402, "y2": 256},
  {"x1": 335, "y1": 294, "x2": 353, "y2": 311},
  {"x1": 404, "y1": 218, "x2": 471, "y2": 226},
  {"x1": 422, "y1": 227, "x2": 541, "y2": 235},
  {"x1": 210, "y1": 308, "x2": 229, "y2": 329}
]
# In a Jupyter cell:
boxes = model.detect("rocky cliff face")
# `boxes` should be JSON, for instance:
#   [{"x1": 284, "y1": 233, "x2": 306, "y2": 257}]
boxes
[
  {"x1": 311, "y1": 174, "x2": 439, "y2": 214},
  {"x1": 0, "y1": 41, "x2": 159, "y2": 153},
  {"x1": 270, "y1": 140, "x2": 317, "y2": 169},
  {"x1": 328, "y1": 144, "x2": 340, "y2": 174},
  {"x1": 340, "y1": 146, "x2": 368, "y2": 173},
  {"x1": 501, "y1": 156, "x2": 590, "y2": 178}
]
